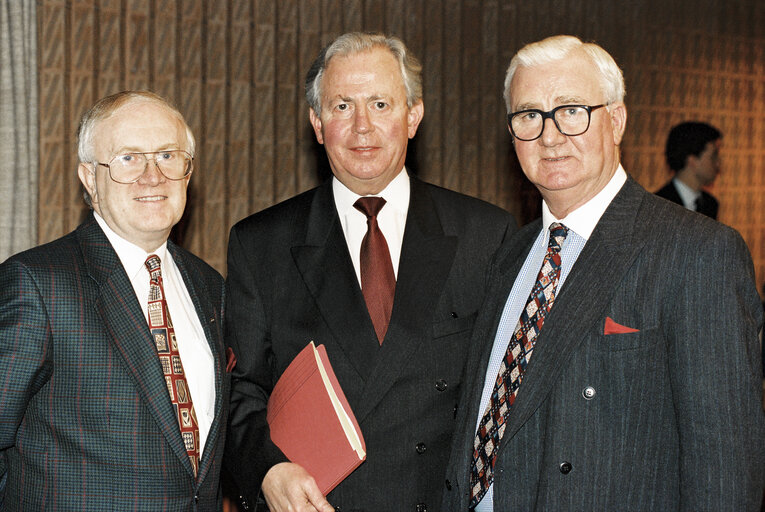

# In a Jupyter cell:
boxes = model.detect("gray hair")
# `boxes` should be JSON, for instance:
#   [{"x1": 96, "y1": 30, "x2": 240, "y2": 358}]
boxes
[
  {"x1": 77, "y1": 90, "x2": 195, "y2": 163},
  {"x1": 503, "y1": 35, "x2": 626, "y2": 112},
  {"x1": 305, "y1": 32, "x2": 423, "y2": 116},
  {"x1": 76, "y1": 90, "x2": 195, "y2": 207}
]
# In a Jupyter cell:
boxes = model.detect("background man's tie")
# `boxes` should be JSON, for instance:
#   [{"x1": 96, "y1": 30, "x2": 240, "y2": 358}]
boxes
[
  {"x1": 468, "y1": 223, "x2": 569, "y2": 508},
  {"x1": 145, "y1": 255, "x2": 200, "y2": 477},
  {"x1": 354, "y1": 197, "x2": 396, "y2": 344}
]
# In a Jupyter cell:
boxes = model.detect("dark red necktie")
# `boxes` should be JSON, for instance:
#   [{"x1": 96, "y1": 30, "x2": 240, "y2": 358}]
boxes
[
  {"x1": 145, "y1": 255, "x2": 200, "y2": 477},
  {"x1": 354, "y1": 197, "x2": 396, "y2": 344}
]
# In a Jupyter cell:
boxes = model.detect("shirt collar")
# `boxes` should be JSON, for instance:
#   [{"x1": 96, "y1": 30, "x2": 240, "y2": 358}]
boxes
[
  {"x1": 93, "y1": 212, "x2": 168, "y2": 281},
  {"x1": 332, "y1": 168, "x2": 410, "y2": 216},
  {"x1": 672, "y1": 177, "x2": 701, "y2": 208},
  {"x1": 542, "y1": 164, "x2": 628, "y2": 241}
]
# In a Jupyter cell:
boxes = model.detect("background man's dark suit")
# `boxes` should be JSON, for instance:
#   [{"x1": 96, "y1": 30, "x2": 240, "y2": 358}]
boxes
[
  {"x1": 444, "y1": 178, "x2": 765, "y2": 511},
  {"x1": 225, "y1": 177, "x2": 514, "y2": 511},
  {"x1": 655, "y1": 179, "x2": 719, "y2": 219},
  {"x1": 0, "y1": 214, "x2": 228, "y2": 510}
]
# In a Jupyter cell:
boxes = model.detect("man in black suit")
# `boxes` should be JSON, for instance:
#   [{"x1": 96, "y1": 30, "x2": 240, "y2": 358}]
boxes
[
  {"x1": 655, "y1": 121, "x2": 722, "y2": 219},
  {"x1": 444, "y1": 35, "x2": 764, "y2": 511},
  {"x1": 224, "y1": 32, "x2": 514, "y2": 512}
]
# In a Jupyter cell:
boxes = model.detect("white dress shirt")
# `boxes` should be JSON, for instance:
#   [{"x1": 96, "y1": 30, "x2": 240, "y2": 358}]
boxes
[
  {"x1": 473, "y1": 165, "x2": 628, "y2": 511},
  {"x1": 94, "y1": 213, "x2": 216, "y2": 456},
  {"x1": 332, "y1": 169, "x2": 410, "y2": 285},
  {"x1": 672, "y1": 177, "x2": 701, "y2": 211}
]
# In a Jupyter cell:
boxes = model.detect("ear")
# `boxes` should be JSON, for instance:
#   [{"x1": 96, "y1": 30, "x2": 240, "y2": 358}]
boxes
[
  {"x1": 685, "y1": 153, "x2": 701, "y2": 169},
  {"x1": 78, "y1": 162, "x2": 98, "y2": 204},
  {"x1": 308, "y1": 108, "x2": 324, "y2": 145},
  {"x1": 609, "y1": 102, "x2": 627, "y2": 145},
  {"x1": 407, "y1": 100, "x2": 424, "y2": 139}
]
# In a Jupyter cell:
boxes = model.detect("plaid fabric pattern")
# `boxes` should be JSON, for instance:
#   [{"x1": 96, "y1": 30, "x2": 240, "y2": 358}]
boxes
[
  {"x1": 0, "y1": 215, "x2": 226, "y2": 510},
  {"x1": 469, "y1": 223, "x2": 569, "y2": 508}
]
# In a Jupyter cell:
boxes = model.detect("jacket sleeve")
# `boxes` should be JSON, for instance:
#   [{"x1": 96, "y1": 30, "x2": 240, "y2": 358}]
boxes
[
  {"x1": 223, "y1": 224, "x2": 289, "y2": 504},
  {"x1": 0, "y1": 259, "x2": 54, "y2": 455},
  {"x1": 668, "y1": 225, "x2": 764, "y2": 511}
]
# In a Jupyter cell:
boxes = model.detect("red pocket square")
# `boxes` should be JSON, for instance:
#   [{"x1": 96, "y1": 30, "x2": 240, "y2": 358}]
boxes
[
  {"x1": 604, "y1": 317, "x2": 640, "y2": 335},
  {"x1": 226, "y1": 347, "x2": 237, "y2": 373}
]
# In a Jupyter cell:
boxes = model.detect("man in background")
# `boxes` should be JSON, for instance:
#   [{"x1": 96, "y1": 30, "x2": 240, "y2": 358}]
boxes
[
  {"x1": 656, "y1": 121, "x2": 722, "y2": 219},
  {"x1": 0, "y1": 91, "x2": 227, "y2": 509},
  {"x1": 225, "y1": 32, "x2": 514, "y2": 512},
  {"x1": 444, "y1": 35, "x2": 764, "y2": 511}
]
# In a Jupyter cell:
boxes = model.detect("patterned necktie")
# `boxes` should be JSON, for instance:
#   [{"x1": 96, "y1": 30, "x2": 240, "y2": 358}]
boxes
[
  {"x1": 145, "y1": 255, "x2": 200, "y2": 477},
  {"x1": 469, "y1": 223, "x2": 569, "y2": 508},
  {"x1": 354, "y1": 197, "x2": 396, "y2": 344}
]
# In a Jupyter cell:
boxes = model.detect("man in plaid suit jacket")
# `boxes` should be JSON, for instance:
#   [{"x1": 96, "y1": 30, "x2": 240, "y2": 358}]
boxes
[{"x1": 0, "y1": 91, "x2": 227, "y2": 510}]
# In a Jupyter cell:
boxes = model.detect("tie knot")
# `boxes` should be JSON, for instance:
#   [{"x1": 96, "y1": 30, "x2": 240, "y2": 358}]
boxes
[
  {"x1": 354, "y1": 196, "x2": 387, "y2": 218},
  {"x1": 548, "y1": 222, "x2": 569, "y2": 252},
  {"x1": 145, "y1": 254, "x2": 162, "y2": 274}
]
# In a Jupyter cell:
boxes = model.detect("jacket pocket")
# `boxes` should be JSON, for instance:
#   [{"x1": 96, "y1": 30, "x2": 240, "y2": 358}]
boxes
[{"x1": 432, "y1": 311, "x2": 478, "y2": 339}]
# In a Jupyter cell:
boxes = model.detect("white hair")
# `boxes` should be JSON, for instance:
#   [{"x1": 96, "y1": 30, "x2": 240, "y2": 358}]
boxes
[
  {"x1": 503, "y1": 35, "x2": 626, "y2": 112},
  {"x1": 305, "y1": 32, "x2": 423, "y2": 116}
]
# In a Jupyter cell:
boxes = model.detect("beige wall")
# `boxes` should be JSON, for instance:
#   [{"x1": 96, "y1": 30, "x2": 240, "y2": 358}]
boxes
[{"x1": 38, "y1": 0, "x2": 765, "y2": 291}]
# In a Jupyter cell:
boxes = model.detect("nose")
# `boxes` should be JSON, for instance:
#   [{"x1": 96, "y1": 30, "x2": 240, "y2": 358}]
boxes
[
  {"x1": 539, "y1": 117, "x2": 566, "y2": 146},
  {"x1": 137, "y1": 159, "x2": 166, "y2": 185},
  {"x1": 353, "y1": 107, "x2": 372, "y2": 134}
]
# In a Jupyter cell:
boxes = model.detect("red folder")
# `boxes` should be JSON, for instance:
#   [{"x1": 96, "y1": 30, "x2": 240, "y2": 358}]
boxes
[{"x1": 267, "y1": 341, "x2": 366, "y2": 495}]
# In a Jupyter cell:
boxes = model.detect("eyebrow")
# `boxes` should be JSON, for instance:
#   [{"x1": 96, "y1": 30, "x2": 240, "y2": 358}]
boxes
[
  {"x1": 514, "y1": 96, "x2": 588, "y2": 111},
  {"x1": 330, "y1": 93, "x2": 389, "y2": 103},
  {"x1": 111, "y1": 144, "x2": 182, "y2": 154}
]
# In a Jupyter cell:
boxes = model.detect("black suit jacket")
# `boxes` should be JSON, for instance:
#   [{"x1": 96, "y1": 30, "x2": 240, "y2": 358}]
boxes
[
  {"x1": 0, "y1": 213, "x2": 228, "y2": 510},
  {"x1": 225, "y1": 177, "x2": 515, "y2": 511},
  {"x1": 655, "y1": 179, "x2": 718, "y2": 219},
  {"x1": 444, "y1": 178, "x2": 764, "y2": 511}
]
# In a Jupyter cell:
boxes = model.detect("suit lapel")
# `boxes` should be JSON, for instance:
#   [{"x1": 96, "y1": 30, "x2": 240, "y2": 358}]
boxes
[
  {"x1": 355, "y1": 179, "x2": 458, "y2": 422},
  {"x1": 168, "y1": 243, "x2": 225, "y2": 482},
  {"x1": 291, "y1": 181, "x2": 381, "y2": 380},
  {"x1": 454, "y1": 220, "x2": 540, "y2": 480},
  {"x1": 498, "y1": 179, "x2": 651, "y2": 449},
  {"x1": 77, "y1": 215, "x2": 199, "y2": 479}
]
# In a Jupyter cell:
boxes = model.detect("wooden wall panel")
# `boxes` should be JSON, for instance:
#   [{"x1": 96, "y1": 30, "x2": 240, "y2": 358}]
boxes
[
  {"x1": 37, "y1": 0, "x2": 765, "y2": 294},
  {"x1": 227, "y1": 0, "x2": 254, "y2": 232},
  {"x1": 178, "y1": 0, "x2": 203, "y2": 257},
  {"x1": 419, "y1": 0, "x2": 443, "y2": 186},
  {"x1": 38, "y1": 0, "x2": 67, "y2": 243}
]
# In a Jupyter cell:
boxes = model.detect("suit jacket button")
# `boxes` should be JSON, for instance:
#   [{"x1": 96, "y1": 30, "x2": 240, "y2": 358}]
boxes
[
  {"x1": 435, "y1": 379, "x2": 448, "y2": 391},
  {"x1": 450, "y1": 311, "x2": 458, "y2": 318},
  {"x1": 559, "y1": 461, "x2": 572, "y2": 474},
  {"x1": 416, "y1": 442, "x2": 427, "y2": 454},
  {"x1": 445, "y1": 478, "x2": 452, "y2": 490},
  {"x1": 582, "y1": 386, "x2": 596, "y2": 400},
  {"x1": 416, "y1": 504, "x2": 428, "y2": 512}
]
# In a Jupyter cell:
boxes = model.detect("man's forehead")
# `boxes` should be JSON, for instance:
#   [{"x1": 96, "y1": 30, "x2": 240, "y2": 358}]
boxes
[
  {"x1": 324, "y1": 48, "x2": 402, "y2": 83},
  {"x1": 510, "y1": 57, "x2": 600, "y2": 108},
  {"x1": 95, "y1": 102, "x2": 185, "y2": 151}
]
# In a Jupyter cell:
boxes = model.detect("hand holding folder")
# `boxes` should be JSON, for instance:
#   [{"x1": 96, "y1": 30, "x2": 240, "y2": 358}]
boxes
[{"x1": 267, "y1": 341, "x2": 366, "y2": 495}]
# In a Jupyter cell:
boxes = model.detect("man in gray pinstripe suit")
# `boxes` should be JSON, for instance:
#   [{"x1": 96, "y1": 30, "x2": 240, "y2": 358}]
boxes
[
  {"x1": 444, "y1": 35, "x2": 764, "y2": 511},
  {"x1": 0, "y1": 91, "x2": 227, "y2": 510}
]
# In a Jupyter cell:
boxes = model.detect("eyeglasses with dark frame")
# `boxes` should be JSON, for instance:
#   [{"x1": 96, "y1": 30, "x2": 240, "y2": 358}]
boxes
[
  {"x1": 95, "y1": 150, "x2": 194, "y2": 184},
  {"x1": 507, "y1": 104, "x2": 607, "y2": 142}
]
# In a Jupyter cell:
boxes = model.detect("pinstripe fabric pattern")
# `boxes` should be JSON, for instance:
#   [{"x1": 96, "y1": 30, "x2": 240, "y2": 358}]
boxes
[
  {"x1": 0, "y1": 214, "x2": 227, "y2": 511},
  {"x1": 444, "y1": 179, "x2": 765, "y2": 511}
]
